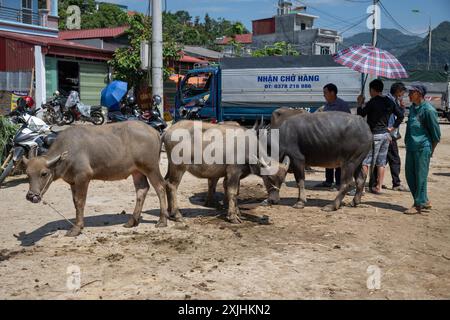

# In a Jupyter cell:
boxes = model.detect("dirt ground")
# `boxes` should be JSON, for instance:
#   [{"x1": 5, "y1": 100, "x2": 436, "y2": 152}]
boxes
[{"x1": 0, "y1": 123, "x2": 449, "y2": 300}]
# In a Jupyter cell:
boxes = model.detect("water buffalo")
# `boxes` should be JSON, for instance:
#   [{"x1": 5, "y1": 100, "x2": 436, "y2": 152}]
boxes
[
  {"x1": 268, "y1": 111, "x2": 372, "y2": 211},
  {"x1": 23, "y1": 121, "x2": 168, "y2": 236},
  {"x1": 270, "y1": 107, "x2": 308, "y2": 129},
  {"x1": 163, "y1": 120, "x2": 290, "y2": 223}
]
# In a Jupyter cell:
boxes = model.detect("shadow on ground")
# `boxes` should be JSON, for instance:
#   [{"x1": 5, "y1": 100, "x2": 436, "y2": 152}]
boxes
[{"x1": 15, "y1": 213, "x2": 151, "y2": 246}]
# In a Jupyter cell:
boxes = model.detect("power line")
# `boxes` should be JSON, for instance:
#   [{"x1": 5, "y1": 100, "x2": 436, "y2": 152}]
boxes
[
  {"x1": 378, "y1": 0, "x2": 428, "y2": 36},
  {"x1": 339, "y1": 14, "x2": 372, "y2": 34},
  {"x1": 293, "y1": 0, "x2": 368, "y2": 26}
]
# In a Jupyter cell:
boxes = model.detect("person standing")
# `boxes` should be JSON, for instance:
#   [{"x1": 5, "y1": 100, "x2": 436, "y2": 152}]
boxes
[
  {"x1": 373, "y1": 82, "x2": 409, "y2": 191},
  {"x1": 357, "y1": 79, "x2": 404, "y2": 194},
  {"x1": 404, "y1": 84, "x2": 441, "y2": 215},
  {"x1": 315, "y1": 83, "x2": 351, "y2": 189}
]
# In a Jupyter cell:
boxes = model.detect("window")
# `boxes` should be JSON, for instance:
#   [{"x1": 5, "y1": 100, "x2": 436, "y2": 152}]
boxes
[
  {"x1": 182, "y1": 72, "x2": 213, "y2": 99},
  {"x1": 22, "y1": 0, "x2": 32, "y2": 24},
  {"x1": 320, "y1": 46, "x2": 330, "y2": 55},
  {"x1": 301, "y1": 23, "x2": 306, "y2": 30}
]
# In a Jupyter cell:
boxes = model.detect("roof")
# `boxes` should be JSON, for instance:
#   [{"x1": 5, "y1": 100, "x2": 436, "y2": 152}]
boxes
[
  {"x1": 0, "y1": 30, "x2": 113, "y2": 61},
  {"x1": 179, "y1": 53, "x2": 207, "y2": 64},
  {"x1": 182, "y1": 45, "x2": 224, "y2": 60},
  {"x1": 59, "y1": 26, "x2": 128, "y2": 40},
  {"x1": 216, "y1": 34, "x2": 253, "y2": 45}
]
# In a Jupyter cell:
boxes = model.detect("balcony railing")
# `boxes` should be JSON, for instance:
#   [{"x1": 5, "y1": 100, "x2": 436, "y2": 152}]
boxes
[{"x1": 0, "y1": 5, "x2": 49, "y2": 27}]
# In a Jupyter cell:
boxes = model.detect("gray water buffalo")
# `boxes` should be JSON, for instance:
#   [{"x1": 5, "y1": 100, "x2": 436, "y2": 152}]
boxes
[
  {"x1": 269, "y1": 111, "x2": 372, "y2": 211},
  {"x1": 23, "y1": 121, "x2": 168, "y2": 236},
  {"x1": 163, "y1": 120, "x2": 290, "y2": 223},
  {"x1": 270, "y1": 107, "x2": 308, "y2": 129}
]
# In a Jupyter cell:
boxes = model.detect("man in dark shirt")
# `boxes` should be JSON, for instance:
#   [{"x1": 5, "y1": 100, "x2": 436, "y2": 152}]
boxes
[
  {"x1": 315, "y1": 83, "x2": 351, "y2": 189},
  {"x1": 357, "y1": 79, "x2": 404, "y2": 194}
]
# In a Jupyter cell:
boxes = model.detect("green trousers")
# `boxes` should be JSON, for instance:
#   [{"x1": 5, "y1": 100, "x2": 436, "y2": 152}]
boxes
[{"x1": 405, "y1": 147, "x2": 431, "y2": 207}]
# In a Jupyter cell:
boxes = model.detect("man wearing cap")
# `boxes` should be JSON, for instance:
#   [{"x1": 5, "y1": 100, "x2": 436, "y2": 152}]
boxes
[{"x1": 404, "y1": 83, "x2": 441, "y2": 215}]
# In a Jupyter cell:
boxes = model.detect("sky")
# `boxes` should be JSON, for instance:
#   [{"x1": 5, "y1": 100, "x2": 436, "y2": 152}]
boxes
[{"x1": 105, "y1": 0, "x2": 450, "y2": 38}]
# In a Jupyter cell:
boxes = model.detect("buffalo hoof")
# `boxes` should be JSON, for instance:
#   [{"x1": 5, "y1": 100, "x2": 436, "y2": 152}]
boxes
[
  {"x1": 169, "y1": 211, "x2": 184, "y2": 222},
  {"x1": 155, "y1": 219, "x2": 168, "y2": 228},
  {"x1": 321, "y1": 204, "x2": 337, "y2": 212},
  {"x1": 260, "y1": 199, "x2": 270, "y2": 206},
  {"x1": 124, "y1": 218, "x2": 139, "y2": 228},
  {"x1": 227, "y1": 215, "x2": 242, "y2": 224},
  {"x1": 293, "y1": 201, "x2": 305, "y2": 209},
  {"x1": 350, "y1": 200, "x2": 360, "y2": 207},
  {"x1": 66, "y1": 226, "x2": 82, "y2": 237}
]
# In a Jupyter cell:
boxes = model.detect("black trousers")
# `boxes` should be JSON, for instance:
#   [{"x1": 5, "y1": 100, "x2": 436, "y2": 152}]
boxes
[
  {"x1": 326, "y1": 168, "x2": 341, "y2": 186},
  {"x1": 372, "y1": 139, "x2": 401, "y2": 187}
]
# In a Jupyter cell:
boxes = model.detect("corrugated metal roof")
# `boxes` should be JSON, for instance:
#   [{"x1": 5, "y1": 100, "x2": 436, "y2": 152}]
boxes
[
  {"x1": 0, "y1": 30, "x2": 113, "y2": 60},
  {"x1": 183, "y1": 45, "x2": 224, "y2": 60},
  {"x1": 59, "y1": 26, "x2": 128, "y2": 40},
  {"x1": 216, "y1": 34, "x2": 253, "y2": 45},
  {"x1": 179, "y1": 53, "x2": 207, "y2": 63}
]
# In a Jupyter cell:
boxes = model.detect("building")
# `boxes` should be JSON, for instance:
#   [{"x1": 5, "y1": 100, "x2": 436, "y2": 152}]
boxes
[
  {"x1": 59, "y1": 26, "x2": 129, "y2": 51},
  {"x1": 0, "y1": 0, "x2": 116, "y2": 113},
  {"x1": 215, "y1": 34, "x2": 253, "y2": 57},
  {"x1": 251, "y1": 1, "x2": 342, "y2": 55}
]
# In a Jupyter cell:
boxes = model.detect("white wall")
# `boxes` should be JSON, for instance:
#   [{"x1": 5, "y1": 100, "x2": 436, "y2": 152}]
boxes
[{"x1": 34, "y1": 45, "x2": 46, "y2": 109}]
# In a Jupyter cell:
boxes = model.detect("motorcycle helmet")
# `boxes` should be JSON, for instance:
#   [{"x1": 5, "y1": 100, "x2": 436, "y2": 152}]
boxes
[
  {"x1": 126, "y1": 95, "x2": 136, "y2": 105},
  {"x1": 25, "y1": 96, "x2": 35, "y2": 108},
  {"x1": 152, "y1": 95, "x2": 162, "y2": 106}
]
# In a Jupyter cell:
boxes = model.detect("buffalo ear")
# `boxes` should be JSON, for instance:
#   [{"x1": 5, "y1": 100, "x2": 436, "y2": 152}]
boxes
[
  {"x1": 22, "y1": 156, "x2": 29, "y2": 166},
  {"x1": 46, "y1": 151, "x2": 68, "y2": 168}
]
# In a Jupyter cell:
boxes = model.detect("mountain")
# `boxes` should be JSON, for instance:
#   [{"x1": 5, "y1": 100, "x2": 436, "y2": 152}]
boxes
[
  {"x1": 342, "y1": 28, "x2": 422, "y2": 57},
  {"x1": 399, "y1": 21, "x2": 450, "y2": 70}
]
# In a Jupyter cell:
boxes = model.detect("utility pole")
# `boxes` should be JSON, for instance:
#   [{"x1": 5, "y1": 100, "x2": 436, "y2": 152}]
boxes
[
  {"x1": 412, "y1": 10, "x2": 432, "y2": 70},
  {"x1": 428, "y1": 16, "x2": 432, "y2": 70},
  {"x1": 372, "y1": 0, "x2": 378, "y2": 47},
  {"x1": 152, "y1": 0, "x2": 164, "y2": 115}
]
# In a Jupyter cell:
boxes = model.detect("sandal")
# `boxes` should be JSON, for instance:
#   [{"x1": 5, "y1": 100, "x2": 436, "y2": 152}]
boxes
[
  {"x1": 404, "y1": 206, "x2": 422, "y2": 215},
  {"x1": 370, "y1": 187, "x2": 382, "y2": 195}
]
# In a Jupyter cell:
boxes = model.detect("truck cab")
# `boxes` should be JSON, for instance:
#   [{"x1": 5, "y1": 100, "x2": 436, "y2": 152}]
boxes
[{"x1": 174, "y1": 66, "x2": 220, "y2": 122}]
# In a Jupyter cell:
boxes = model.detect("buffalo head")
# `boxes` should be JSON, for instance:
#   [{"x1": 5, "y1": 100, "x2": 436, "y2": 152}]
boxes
[
  {"x1": 252, "y1": 155, "x2": 290, "y2": 205},
  {"x1": 24, "y1": 151, "x2": 68, "y2": 203}
]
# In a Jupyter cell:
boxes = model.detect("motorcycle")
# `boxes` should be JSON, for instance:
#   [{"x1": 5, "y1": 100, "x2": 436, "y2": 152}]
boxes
[
  {"x1": 139, "y1": 95, "x2": 167, "y2": 134},
  {"x1": 178, "y1": 97, "x2": 205, "y2": 120},
  {"x1": 41, "y1": 91, "x2": 68, "y2": 125},
  {"x1": 63, "y1": 91, "x2": 105, "y2": 125},
  {"x1": 0, "y1": 113, "x2": 57, "y2": 186},
  {"x1": 107, "y1": 94, "x2": 141, "y2": 123}
]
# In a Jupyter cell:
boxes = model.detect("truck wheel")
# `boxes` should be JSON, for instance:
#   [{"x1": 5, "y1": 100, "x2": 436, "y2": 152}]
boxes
[{"x1": 0, "y1": 160, "x2": 14, "y2": 186}]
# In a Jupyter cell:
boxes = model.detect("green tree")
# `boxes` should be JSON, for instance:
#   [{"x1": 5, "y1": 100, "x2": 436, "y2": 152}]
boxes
[
  {"x1": 108, "y1": 14, "x2": 180, "y2": 88},
  {"x1": 58, "y1": 0, "x2": 127, "y2": 30},
  {"x1": 252, "y1": 42, "x2": 300, "y2": 57}
]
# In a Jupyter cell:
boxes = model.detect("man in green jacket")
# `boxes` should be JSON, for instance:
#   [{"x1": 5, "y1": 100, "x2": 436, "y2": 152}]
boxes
[{"x1": 404, "y1": 84, "x2": 441, "y2": 215}]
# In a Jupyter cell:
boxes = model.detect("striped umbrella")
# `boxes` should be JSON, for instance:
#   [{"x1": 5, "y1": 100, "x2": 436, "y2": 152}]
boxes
[{"x1": 333, "y1": 44, "x2": 408, "y2": 92}]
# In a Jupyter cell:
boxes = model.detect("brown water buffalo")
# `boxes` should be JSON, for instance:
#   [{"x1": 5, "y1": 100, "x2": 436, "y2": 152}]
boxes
[
  {"x1": 163, "y1": 120, "x2": 290, "y2": 223},
  {"x1": 23, "y1": 121, "x2": 168, "y2": 236}
]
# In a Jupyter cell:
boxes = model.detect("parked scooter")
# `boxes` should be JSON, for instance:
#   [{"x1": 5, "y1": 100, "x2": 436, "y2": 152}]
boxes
[
  {"x1": 0, "y1": 112, "x2": 57, "y2": 186},
  {"x1": 63, "y1": 91, "x2": 105, "y2": 125},
  {"x1": 139, "y1": 95, "x2": 167, "y2": 134}
]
